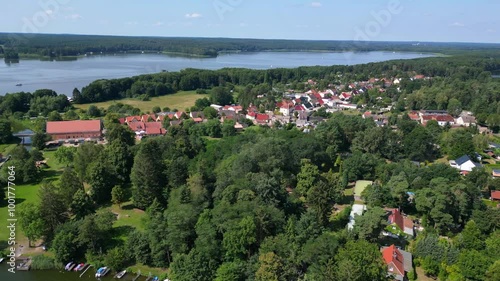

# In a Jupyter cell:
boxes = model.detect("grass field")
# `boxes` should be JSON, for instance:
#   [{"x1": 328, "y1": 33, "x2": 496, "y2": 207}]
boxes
[
  {"x1": 354, "y1": 180, "x2": 373, "y2": 197},
  {"x1": 0, "y1": 150, "x2": 64, "y2": 243},
  {"x1": 74, "y1": 91, "x2": 208, "y2": 113}
]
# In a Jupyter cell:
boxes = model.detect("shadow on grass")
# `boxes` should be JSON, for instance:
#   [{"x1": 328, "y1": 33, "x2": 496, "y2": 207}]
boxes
[
  {"x1": 339, "y1": 195, "x2": 354, "y2": 205},
  {"x1": 378, "y1": 236, "x2": 409, "y2": 249},
  {"x1": 121, "y1": 203, "x2": 136, "y2": 210},
  {"x1": 0, "y1": 198, "x2": 25, "y2": 208},
  {"x1": 40, "y1": 170, "x2": 62, "y2": 181}
]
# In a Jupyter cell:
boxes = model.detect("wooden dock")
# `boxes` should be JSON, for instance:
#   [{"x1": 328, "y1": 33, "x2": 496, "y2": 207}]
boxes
[
  {"x1": 16, "y1": 257, "x2": 31, "y2": 271},
  {"x1": 132, "y1": 270, "x2": 141, "y2": 281},
  {"x1": 80, "y1": 264, "x2": 93, "y2": 278}
]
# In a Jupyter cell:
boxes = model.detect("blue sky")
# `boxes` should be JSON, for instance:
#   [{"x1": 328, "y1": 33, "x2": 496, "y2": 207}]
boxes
[{"x1": 2, "y1": 0, "x2": 499, "y2": 43}]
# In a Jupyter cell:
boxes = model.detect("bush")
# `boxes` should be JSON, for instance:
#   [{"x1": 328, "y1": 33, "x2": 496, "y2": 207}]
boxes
[
  {"x1": 31, "y1": 255, "x2": 59, "y2": 270},
  {"x1": 407, "y1": 269, "x2": 417, "y2": 281}
]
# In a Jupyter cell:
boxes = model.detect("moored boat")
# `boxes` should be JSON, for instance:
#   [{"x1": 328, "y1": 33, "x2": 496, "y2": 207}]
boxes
[
  {"x1": 74, "y1": 263, "x2": 85, "y2": 271},
  {"x1": 0, "y1": 258, "x2": 4, "y2": 263},
  {"x1": 65, "y1": 262, "x2": 74, "y2": 271},
  {"x1": 68, "y1": 263, "x2": 77, "y2": 271},
  {"x1": 115, "y1": 270, "x2": 127, "y2": 279},
  {"x1": 96, "y1": 267, "x2": 108, "y2": 278}
]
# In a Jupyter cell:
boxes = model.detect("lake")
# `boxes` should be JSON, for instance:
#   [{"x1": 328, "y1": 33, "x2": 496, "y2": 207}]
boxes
[
  {"x1": 0, "y1": 262, "x2": 161, "y2": 281},
  {"x1": 0, "y1": 51, "x2": 433, "y2": 96}
]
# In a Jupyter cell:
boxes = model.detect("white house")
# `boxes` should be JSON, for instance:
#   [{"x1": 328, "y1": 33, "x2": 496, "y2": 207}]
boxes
[
  {"x1": 449, "y1": 155, "x2": 481, "y2": 172},
  {"x1": 347, "y1": 204, "x2": 367, "y2": 230}
]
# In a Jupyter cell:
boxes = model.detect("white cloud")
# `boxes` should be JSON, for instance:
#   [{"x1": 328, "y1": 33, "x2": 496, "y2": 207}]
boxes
[
  {"x1": 311, "y1": 2, "x2": 322, "y2": 8},
  {"x1": 450, "y1": 22, "x2": 465, "y2": 27},
  {"x1": 153, "y1": 21, "x2": 164, "y2": 27},
  {"x1": 185, "y1": 13, "x2": 202, "y2": 19},
  {"x1": 65, "y1": 14, "x2": 83, "y2": 20}
]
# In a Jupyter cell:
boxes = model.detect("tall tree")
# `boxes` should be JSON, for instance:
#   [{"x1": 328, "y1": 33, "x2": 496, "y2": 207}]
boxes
[
  {"x1": 88, "y1": 156, "x2": 116, "y2": 204},
  {"x1": 18, "y1": 204, "x2": 45, "y2": 247},
  {"x1": 58, "y1": 168, "x2": 84, "y2": 209},
  {"x1": 334, "y1": 240, "x2": 386, "y2": 281},
  {"x1": 131, "y1": 139, "x2": 167, "y2": 209},
  {"x1": 38, "y1": 182, "x2": 68, "y2": 241}
]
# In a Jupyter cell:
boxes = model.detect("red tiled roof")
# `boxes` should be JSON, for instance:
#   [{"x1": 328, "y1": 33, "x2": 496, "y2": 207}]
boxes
[
  {"x1": 382, "y1": 245, "x2": 405, "y2": 277},
  {"x1": 145, "y1": 127, "x2": 166, "y2": 135},
  {"x1": 125, "y1": 116, "x2": 141, "y2": 123},
  {"x1": 192, "y1": 117, "x2": 203, "y2": 123},
  {"x1": 128, "y1": 122, "x2": 145, "y2": 131},
  {"x1": 145, "y1": 122, "x2": 161, "y2": 128},
  {"x1": 256, "y1": 114, "x2": 269, "y2": 121},
  {"x1": 389, "y1": 208, "x2": 405, "y2": 230},
  {"x1": 47, "y1": 120, "x2": 101, "y2": 134},
  {"x1": 491, "y1": 190, "x2": 500, "y2": 200}
]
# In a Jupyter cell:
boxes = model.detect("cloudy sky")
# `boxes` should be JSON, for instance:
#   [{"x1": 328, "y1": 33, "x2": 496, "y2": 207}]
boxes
[{"x1": 1, "y1": 0, "x2": 499, "y2": 43}]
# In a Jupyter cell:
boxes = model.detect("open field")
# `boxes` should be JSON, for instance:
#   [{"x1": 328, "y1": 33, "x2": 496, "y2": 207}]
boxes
[{"x1": 74, "y1": 91, "x2": 208, "y2": 113}]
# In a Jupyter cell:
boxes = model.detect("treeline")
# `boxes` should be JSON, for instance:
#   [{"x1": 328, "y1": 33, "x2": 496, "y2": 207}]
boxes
[
  {"x1": 0, "y1": 89, "x2": 71, "y2": 117},
  {"x1": 2, "y1": 33, "x2": 500, "y2": 58}
]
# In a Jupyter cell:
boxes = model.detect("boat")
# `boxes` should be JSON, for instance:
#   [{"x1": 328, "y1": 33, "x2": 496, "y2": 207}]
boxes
[
  {"x1": 68, "y1": 263, "x2": 77, "y2": 271},
  {"x1": 65, "y1": 262, "x2": 74, "y2": 271},
  {"x1": 0, "y1": 258, "x2": 4, "y2": 263},
  {"x1": 16, "y1": 83, "x2": 22, "y2": 86},
  {"x1": 115, "y1": 270, "x2": 127, "y2": 279},
  {"x1": 152, "y1": 277, "x2": 159, "y2": 281},
  {"x1": 74, "y1": 263, "x2": 85, "y2": 271},
  {"x1": 96, "y1": 267, "x2": 108, "y2": 278},
  {"x1": 101, "y1": 267, "x2": 110, "y2": 277}
]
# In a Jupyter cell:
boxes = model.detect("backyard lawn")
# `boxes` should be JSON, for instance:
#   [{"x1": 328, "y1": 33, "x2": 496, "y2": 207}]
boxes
[{"x1": 74, "y1": 91, "x2": 208, "y2": 113}]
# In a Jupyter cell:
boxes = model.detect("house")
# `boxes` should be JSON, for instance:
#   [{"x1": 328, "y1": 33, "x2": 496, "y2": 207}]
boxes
[
  {"x1": 456, "y1": 115, "x2": 477, "y2": 127},
  {"x1": 449, "y1": 155, "x2": 481, "y2": 172},
  {"x1": 382, "y1": 245, "x2": 413, "y2": 281},
  {"x1": 255, "y1": 113, "x2": 270, "y2": 125},
  {"x1": 277, "y1": 100, "x2": 294, "y2": 116},
  {"x1": 420, "y1": 114, "x2": 455, "y2": 126},
  {"x1": 347, "y1": 204, "x2": 367, "y2": 230},
  {"x1": 491, "y1": 190, "x2": 500, "y2": 201},
  {"x1": 128, "y1": 121, "x2": 166, "y2": 139},
  {"x1": 388, "y1": 209, "x2": 414, "y2": 237},
  {"x1": 46, "y1": 120, "x2": 102, "y2": 141},
  {"x1": 493, "y1": 170, "x2": 500, "y2": 178}
]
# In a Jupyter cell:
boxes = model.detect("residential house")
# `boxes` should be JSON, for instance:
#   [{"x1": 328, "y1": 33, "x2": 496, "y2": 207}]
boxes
[
  {"x1": 388, "y1": 208, "x2": 414, "y2": 237},
  {"x1": 420, "y1": 114, "x2": 455, "y2": 126},
  {"x1": 255, "y1": 113, "x2": 270, "y2": 126},
  {"x1": 127, "y1": 121, "x2": 166, "y2": 139},
  {"x1": 382, "y1": 245, "x2": 413, "y2": 281},
  {"x1": 493, "y1": 170, "x2": 500, "y2": 178},
  {"x1": 347, "y1": 204, "x2": 367, "y2": 230},
  {"x1": 449, "y1": 155, "x2": 481, "y2": 173},
  {"x1": 277, "y1": 100, "x2": 295, "y2": 116},
  {"x1": 455, "y1": 115, "x2": 477, "y2": 127},
  {"x1": 46, "y1": 120, "x2": 103, "y2": 141},
  {"x1": 491, "y1": 190, "x2": 500, "y2": 201}
]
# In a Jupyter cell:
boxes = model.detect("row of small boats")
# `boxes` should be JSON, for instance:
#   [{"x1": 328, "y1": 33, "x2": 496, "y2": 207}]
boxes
[
  {"x1": 65, "y1": 262, "x2": 87, "y2": 271},
  {"x1": 64, "y1": 261, "x2": 128, "y2": 279}
]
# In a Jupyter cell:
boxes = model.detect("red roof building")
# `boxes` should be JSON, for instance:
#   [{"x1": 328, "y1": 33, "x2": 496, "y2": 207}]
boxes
[
  {"x1": 388, "y1": 208, "x2": 414, "y2": 237},
  {"x1": 491, "y1": 190, "x2": 500, "y2": 201},
  {"x1": 46, "y1": 120, "x2": 102, "y2": 141},
  {"x1": 382, "y1": 245, "x2": 405, "y2": 279}
]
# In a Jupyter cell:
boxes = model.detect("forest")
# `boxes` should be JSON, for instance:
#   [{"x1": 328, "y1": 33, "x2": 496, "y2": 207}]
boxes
[
  {"x1": 0, "y1": 110, "x2": 499, "y2": 280},
  {"x1": 1, "y1": 32, "x2": 500, "y2": 58}
]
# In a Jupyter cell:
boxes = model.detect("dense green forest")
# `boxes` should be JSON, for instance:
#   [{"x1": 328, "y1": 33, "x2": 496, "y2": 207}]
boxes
[
  {"x1": 1, "y1": 33, "x2": 500, "y2": 58},
  {"x1": 1, "y1": 112, "x2": 499, "y2": 280}
]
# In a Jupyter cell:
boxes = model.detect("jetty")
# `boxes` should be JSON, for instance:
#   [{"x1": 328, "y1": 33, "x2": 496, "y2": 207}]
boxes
[
  {"x1": 145, "y1": 272, "x2": 152, "y2": 281},
  {"x1": 16, "y1": 257, "x2": 31, "y2": 271},
  {"x1": 132, "y1": 270, "x2": 141, "y2": 281},
  {"x1": 80, "y1": 264, "x2": 93, "y2": 278}
]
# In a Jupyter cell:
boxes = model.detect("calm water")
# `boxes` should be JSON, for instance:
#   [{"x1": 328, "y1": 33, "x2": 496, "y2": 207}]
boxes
[
  {"x1": 0, "y1": 263, "x2": 158, "y2": 281},
  {"x1": 0, "y1": 51, "x2": 433, "y2": 96}
]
